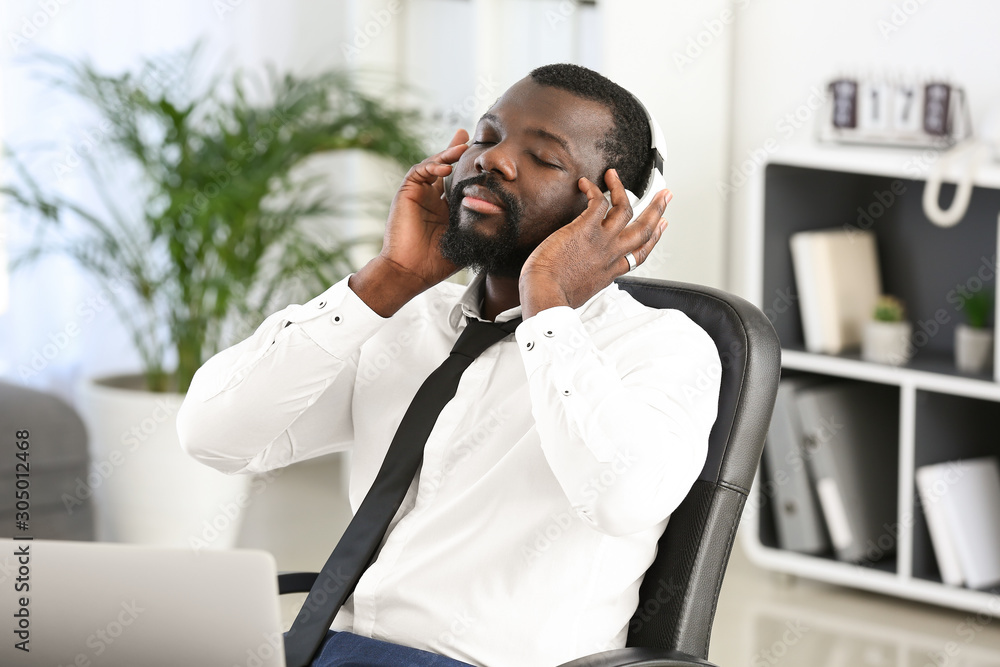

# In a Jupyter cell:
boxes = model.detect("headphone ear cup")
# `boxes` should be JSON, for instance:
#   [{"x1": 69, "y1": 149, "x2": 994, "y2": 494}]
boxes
[
  {"x1": 626, "y1": 90, "x2": 668, "y2": 224},
  {"x1": 603, "y1": 189, "x2": 641, "y2": 218},
  {"x1": 629, "y1": 169, "x2": 666, "y2": 223}
]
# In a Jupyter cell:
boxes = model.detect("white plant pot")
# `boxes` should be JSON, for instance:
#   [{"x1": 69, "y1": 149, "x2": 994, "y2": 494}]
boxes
[
  {"x1": 955, "y1": 324, "x2": 994, "y2": 374},
  {"x1": 862, "y1": 320, "x2": 912, "y2": 366},
  {"x1": 76, "y1": 373, "x2": 250, "y2": 549}
]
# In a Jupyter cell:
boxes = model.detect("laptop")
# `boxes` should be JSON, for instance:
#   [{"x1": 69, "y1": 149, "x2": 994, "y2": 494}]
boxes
[{"x1": 0, "y1": 538, "x2": 285, "y2": 666}]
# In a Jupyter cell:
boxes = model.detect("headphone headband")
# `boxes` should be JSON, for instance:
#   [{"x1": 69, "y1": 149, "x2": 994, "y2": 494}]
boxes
[{"x1": 625, "y1": 91, "x2": 668, "y2": 222}]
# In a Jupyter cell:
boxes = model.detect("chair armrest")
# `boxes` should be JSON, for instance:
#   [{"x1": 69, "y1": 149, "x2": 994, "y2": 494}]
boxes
[
  {"x1": 278, "y1": 571, "x2": 318, "y2": 595},
  {"x1": 557, "y1": 647, "x2": 718, "y2": 667}
]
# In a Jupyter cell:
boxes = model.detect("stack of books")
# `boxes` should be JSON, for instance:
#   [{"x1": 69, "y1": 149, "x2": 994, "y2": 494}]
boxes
[
  {"x1": 764, "y1": 378, "x2": 897, "y2": 563},
  {"x1": 916, "y1": 457, "x2": 1000, "y2": 589},
  {"x1": 790, "y1": 228, "x2": 882, "y2": 354}
]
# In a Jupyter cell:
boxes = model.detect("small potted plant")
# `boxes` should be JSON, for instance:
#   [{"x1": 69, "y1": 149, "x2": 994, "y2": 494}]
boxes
[
  {"x1": 955, "y1": 290, "x2": 994, "y2": 374},
  {"x1": 862, "y1": 295, "x2": 912, "y2": 365}
]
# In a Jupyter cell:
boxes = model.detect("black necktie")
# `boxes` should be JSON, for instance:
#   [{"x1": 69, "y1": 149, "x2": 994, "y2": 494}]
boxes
[{"x1": 284, "y1": 315, "x2": 522, "y2": 667}]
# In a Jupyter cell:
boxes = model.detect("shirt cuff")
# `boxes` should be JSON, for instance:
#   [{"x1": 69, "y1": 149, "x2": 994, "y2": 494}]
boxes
[
  {"x1": 515, "y1": 306, "x2": 592, "y2": 389},
  {"x1": 285, "y1": 274, "x2": 389, "y2": 359}
]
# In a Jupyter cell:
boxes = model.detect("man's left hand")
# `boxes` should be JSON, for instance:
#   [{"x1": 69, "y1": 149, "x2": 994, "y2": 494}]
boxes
[{"x1": 518, "y1": 168, "x2": 672, "y2": 319}]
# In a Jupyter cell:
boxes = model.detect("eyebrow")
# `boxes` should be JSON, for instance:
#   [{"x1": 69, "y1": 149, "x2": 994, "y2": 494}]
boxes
[{"x1": 480, "y1": 113, "x2": 574, "y2": 158}]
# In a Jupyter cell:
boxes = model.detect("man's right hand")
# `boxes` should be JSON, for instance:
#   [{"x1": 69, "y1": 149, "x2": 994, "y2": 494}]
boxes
[{"x1": 349, "y1": 129, "x2": 470, "y2": 317}]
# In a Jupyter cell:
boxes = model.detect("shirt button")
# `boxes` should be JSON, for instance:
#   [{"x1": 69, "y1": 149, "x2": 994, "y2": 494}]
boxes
[
  {"x1": 318, "y1": 300, "x2": 327, "y2": 309},
  {"x1": 543, "y1": 330, "x2": 555, "y2": 337},
  {"x1": 525, "y1": 341, "x2": 534, "y2": 350},
  {"x1": 561, "y1": 388, "x2": 572, "y2": 396},
  {"x1": 331, "y1": 314, "x2": 343, "y2": 324}
]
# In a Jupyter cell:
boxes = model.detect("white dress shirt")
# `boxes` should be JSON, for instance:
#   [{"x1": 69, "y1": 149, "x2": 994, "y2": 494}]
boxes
[{"x1": 176, "y1": 272, "x2": 721, "y2": 667}]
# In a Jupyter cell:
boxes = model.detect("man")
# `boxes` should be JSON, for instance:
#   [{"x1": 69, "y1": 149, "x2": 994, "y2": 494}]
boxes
[{"x1": 177, "y1": 63, "x2": 720, "y2": 667}]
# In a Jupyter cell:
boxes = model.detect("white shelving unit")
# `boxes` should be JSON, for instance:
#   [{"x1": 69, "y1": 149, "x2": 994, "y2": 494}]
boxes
[{"x1": 741, "y1": 142, "x2": 1000, "y2": 617}]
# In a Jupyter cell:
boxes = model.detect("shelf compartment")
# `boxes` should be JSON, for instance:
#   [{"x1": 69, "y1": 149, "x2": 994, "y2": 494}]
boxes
[
  {"x1": 910, "y1": 390, "x2": 1000, "y2": 591},
  {"x1": 762, "y1": 163, "x2": 999, "y2": 361},
  {"x1": 756, "y1": 371, "x2": 900, "y2": 572}
]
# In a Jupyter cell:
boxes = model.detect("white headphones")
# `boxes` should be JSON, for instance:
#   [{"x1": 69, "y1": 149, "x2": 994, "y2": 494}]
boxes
[
  {"x1": 443, "y1": 91, "x2": 667, "y2": 223},
  {"x1": 608, "y1": 92, "x2": 668, "y2": 224}
]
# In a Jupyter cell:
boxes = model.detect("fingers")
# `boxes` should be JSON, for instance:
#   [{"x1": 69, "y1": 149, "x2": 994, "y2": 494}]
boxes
[
  {"x1": 577, "y1": 176, "x2": 611, "y2": 222},
  {"x1": 618, "y1": 188, "x2": 671, "y2": 243},
  {"x1": 447, "y1": 128, "x2": 470, "y2": 149},
  {"x1": 602, "y1": 169, "x2": 633, "y2": 229},
  {"x1": 434, "y1": 130, "x2": 470, "y2": 166},
  {"x1": 405, "y1": 129, "x2": 470, "y2": 187},
  {"x1": 618, "y1": 189, "x2": 672, "y2": 273},
  {"x1": 407, "y1": 160, "x2": 454, "y2": 187},
  {"x1": 622, "y1": 216, "x2": 668, "y2": 274},
  {"x1": 435, "y1": 128, "x2": 470, "y2": 165}
]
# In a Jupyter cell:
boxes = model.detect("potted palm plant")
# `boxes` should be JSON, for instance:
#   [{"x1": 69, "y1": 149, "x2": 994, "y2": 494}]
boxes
[
  {"x1": 955, "y1": 290, "x2": 993, "y2": 374},
  {"x1": 2, "y1": 48, "x2": 425, "y2": 547}
]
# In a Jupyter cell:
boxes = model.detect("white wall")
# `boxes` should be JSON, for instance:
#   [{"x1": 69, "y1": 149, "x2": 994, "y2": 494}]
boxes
[
  {"x1": 727, "y1": 0, "x2": 1000, "y2": 299},
  {"x1": 603, "y1": 0, "x2": 735, "y2": 289}
]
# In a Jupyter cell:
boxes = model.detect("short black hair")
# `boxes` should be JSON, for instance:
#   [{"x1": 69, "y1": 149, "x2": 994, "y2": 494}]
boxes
[{"x1": 529, "y1": 63, "x2": 654, "y2": 196}]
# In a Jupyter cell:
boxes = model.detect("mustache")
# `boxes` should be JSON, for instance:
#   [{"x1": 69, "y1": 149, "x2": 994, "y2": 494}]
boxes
[{"x1": 449, "y1": 173, "x2": 519, "y2": 212}]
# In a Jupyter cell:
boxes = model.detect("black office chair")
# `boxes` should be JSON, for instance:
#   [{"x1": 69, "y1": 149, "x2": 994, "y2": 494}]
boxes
[{"x1": 279, "y1": 277, "x2": 781, "y2": 667}]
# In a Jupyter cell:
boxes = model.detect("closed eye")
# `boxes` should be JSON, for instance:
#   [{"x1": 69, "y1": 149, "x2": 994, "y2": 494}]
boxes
[
  {"x1": 532, "y1": 154, "x2": 562, "y2": 169},
  {"x1": 471, "y1": 139, "x2": 562, "y2": 169}
]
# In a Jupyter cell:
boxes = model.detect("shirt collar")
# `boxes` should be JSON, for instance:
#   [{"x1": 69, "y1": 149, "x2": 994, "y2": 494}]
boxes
[
  {"x1": 448, "y1": 272, "x2": 521, "y2": 328},
  {"x1": 447, "y1": 272, "x2": 618, "y2": 329}
]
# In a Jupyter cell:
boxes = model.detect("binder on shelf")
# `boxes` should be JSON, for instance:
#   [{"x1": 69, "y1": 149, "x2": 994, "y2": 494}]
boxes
[
  {"x1": 915, "y1": 463, "x2": 966, "y2": 586},
  {"x1": 917, "y1": 457, "x2": 1000, "y2": 590},
  {"x1": 789, "y1": 229, "x2": 882, "y2": 355},
  {"x1": 795, "y1": 381, "x2": 898, "y2": 564},
  {"x1": 763, "y1": 377, "x2": 831, "y2": 554}
]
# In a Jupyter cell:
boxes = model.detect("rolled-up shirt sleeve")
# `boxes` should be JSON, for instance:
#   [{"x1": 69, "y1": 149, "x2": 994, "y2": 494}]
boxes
[
  {"x1": 515, "y1": 306, "x2": 721, "y2": 537},
  {"x1": 176, "y1": 275, "x2": 388, "y2": 475}
]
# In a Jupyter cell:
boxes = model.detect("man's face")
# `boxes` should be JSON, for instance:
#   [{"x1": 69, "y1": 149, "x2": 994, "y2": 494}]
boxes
[{"x1": 439, "y1": 78, "x2": 614, "y2": 278}]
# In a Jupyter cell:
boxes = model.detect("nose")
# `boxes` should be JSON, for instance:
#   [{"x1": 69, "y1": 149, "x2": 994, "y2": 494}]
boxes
[{"x1": 473, "y1": 142, "x2": 517, "y2": 181}]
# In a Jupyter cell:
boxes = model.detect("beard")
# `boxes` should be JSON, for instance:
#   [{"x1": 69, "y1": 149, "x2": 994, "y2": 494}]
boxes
[{"x1": 438, "y1": 174, "x2": 530, "y2": 279}]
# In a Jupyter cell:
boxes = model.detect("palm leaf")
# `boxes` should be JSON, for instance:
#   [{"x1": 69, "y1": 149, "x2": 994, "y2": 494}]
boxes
[{"x1": 2, "y1": 46, "x2": 426, "y2": 392}]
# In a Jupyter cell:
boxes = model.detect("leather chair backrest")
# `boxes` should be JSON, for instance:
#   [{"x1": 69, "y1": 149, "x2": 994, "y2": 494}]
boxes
[{"x1": 615, "y1": 277, "x2": 780, "y2": 660}]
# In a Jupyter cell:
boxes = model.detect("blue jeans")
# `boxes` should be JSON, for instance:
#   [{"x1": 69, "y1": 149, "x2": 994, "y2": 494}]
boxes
[{"x1": 306, "y1": 630, "x2": 475, "y2": 667}]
